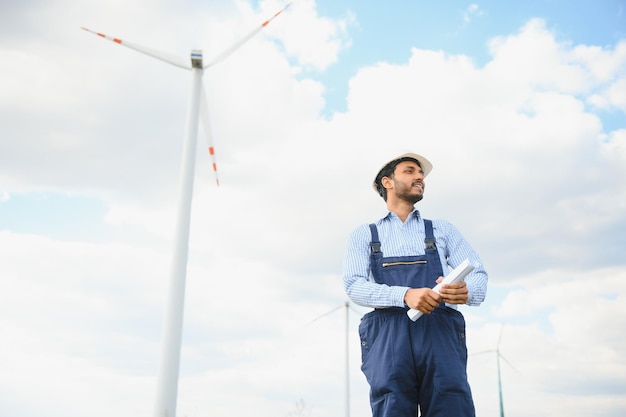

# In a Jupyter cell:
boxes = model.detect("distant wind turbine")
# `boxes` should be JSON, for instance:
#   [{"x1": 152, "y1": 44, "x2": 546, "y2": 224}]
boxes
[
  {"x1": 307, "y1": 301, "x2": 363, "y2": 417},
  {"x1": 473, "y1": 324, "x2": 518, "y2": 417},
  {"x1": 82, "y1": 4, "x2": 291, "y2": 417}
]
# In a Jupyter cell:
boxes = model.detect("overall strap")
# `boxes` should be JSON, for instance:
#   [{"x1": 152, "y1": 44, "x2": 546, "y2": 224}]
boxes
[
  {"x1": 369, "y1": 224, "x2": 382, "y2": 254},
  {"x1": 424, "y1": 219, "x2": 437, "y2": 251}
]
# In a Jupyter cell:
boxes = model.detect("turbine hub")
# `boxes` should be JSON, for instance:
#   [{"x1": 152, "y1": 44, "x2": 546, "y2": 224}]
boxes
[{"x1": 190, "y1": 49, "x2": 203, "y2": 68}]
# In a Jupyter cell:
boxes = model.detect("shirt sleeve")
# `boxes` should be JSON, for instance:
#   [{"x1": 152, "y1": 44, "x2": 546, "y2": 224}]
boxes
[
  {"x1": 342, "y1": 224, "x2": 409, "y2": 308},
  {"x1": 436, "y1": 220, "x2": 488, "y2": 306}
]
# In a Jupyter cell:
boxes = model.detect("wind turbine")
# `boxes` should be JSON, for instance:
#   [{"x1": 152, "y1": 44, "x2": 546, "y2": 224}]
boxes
[
  {"x1": 307, "y1": 301, "x2": 364, "y2": 417},
  {"x1": 82, "y1": 4, "x2": 291, "y2": 417},
  {"x1": 473, "y1": 324, "x2": 517, "y2": 417}
]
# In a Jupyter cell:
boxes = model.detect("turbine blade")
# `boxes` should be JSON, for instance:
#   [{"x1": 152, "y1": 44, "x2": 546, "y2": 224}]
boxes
[
  {"x1": 81, "y1": 27, "x2": 191, "y2": 70},
  {"x1": 497, "y1": 323, "x2": 505, "y2": 348},
  {"x1": 203, "y1": 2, "x2": 292, "y2": 68},
  {"x1": 499, "y1": 354, "x2": 521, "y2": 374},
  {"x1": 471, "y1": 349, "x2": 496, "y2": 356},
  {"x1": 200, "y1": 84, "x2": 220, "y2": 186},
  {"x1": 305, "y1": 305, "x2": 344, "y2": 326}
]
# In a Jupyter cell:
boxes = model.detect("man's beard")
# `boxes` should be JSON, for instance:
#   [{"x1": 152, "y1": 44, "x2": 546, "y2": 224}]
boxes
[
  {"x1": 402, "y1": 193, "x2": 423, "y2": 204},
  {"x1": 395, "y1": 181, "x2": 424, "y2": 204}
]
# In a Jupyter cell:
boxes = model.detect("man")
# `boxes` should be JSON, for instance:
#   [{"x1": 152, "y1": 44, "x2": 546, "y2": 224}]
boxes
[{"x1": 342, "y1": 152, "x2": 488, "y2": 417}]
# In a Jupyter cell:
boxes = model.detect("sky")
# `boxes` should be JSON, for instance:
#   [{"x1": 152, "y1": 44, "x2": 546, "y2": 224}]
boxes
[{"x1": 0, "y1": 0, "x2": 625, "y2": 416}]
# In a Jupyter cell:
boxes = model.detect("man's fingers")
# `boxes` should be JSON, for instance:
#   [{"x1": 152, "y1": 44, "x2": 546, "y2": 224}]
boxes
[
  {"x1": 418, "y1": 292, "x2": 442, "y2": 313},
  {"x1": 440, "y1": 284, "x2": 469, "y2": 304}
]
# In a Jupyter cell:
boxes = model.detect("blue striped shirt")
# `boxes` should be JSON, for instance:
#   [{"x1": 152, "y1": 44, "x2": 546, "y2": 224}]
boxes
[{"x1": 342, "y1": 208, "x2": 488, "y2": 309}]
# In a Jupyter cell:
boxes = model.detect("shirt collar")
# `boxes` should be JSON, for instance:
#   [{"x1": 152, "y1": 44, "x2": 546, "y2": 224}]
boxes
[{"x1": 380, "y1": 207, "x2": 421, "y2": 222}]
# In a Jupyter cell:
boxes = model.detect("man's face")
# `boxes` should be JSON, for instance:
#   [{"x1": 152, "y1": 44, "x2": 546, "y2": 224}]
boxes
[{"x1": 388, "y1": 161, "x2": 425, "y2": 203}]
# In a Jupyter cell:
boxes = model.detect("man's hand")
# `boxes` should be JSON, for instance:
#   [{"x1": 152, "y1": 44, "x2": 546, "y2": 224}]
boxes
[
  {"x1": 437, "y1": 276, "x2": 469, "y2": 305},
  {"x1": 404, "y1": 288, "x2": 442, "y2": 315}
]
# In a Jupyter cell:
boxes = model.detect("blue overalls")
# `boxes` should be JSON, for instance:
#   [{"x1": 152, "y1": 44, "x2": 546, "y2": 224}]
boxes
[{"x1": 358, "y1": 219, "x2": 475, "y2": 417}]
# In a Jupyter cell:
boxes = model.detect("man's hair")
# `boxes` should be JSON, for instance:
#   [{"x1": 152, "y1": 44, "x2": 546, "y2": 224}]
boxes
[{"x1": 374, "y1": 157, "x2": 421, "y2": 201}]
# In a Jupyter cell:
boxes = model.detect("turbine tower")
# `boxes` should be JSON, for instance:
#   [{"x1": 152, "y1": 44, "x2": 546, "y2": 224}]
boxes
[
  {"x1": 82, "y1": 4, "x2": 291, "y2": 417},
  {"x1": 495, "y1": 327, "x2": 505, "y2": 417}
]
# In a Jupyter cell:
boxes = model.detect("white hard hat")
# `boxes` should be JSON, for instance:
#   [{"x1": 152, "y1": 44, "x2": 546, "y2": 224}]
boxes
[{"x1": 372, "y1": 152, "x2": 433, "y2": 193}]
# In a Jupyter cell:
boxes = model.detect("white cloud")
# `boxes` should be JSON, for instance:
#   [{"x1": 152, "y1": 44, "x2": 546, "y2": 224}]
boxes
[
  {"x1": 258, "y1": 0, "x2": 354, "y2": 72},
  {"x1": 464, "y1": 4, "x2": 484, "y2": 23},
  {"x1": 602, "y1": 128, "x2": 626, "y2": 162}
]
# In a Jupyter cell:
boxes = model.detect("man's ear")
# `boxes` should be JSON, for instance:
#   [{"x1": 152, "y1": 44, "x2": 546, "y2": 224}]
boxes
[{"x1": 381, "y1": 176, "x2": 392, "y2": 190}]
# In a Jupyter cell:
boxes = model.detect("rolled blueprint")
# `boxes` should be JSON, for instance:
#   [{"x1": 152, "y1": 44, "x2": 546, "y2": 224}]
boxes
[{"x1": 407, "y1": 259, "x2": 474, "y2": 321}]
